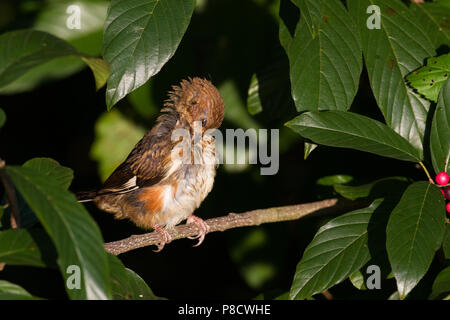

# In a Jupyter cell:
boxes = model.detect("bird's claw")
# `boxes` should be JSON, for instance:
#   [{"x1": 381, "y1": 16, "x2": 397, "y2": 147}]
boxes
[
  {"x1": 153, "y1": 224, "x2": 172, "y2": 252},
  {"x1": 186, "y1": 215, "x2": 210, "y2": 247}
]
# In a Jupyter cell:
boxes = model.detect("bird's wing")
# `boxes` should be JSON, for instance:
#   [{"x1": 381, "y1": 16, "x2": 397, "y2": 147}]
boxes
[{"x1": 98, "y1": 114, "x2": 178, "y2": 196}]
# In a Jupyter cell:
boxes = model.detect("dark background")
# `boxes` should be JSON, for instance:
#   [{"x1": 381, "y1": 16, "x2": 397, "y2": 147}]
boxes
[{"x1": 0, "y1": 0, "x2": 427, "y2": 299}]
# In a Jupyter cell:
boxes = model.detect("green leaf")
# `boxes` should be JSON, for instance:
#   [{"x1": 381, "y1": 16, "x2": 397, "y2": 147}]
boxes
[
  {"x1": 0, "y1": 280, "x2": 43, "y2": 300},
  {"x1": 316, "y1": 174, "x2": 353, "y2": 187},
  {"x1": 0, "y1": 229, "x2": 56, "y2": 269},
  {"x1": 23, "y1": 158, "x2": 73, "y2": 190},
  {"x1": 430, "y1": 78, "x2": 450, "y2": 174},
  {"x1": 102, "y1": 0, "x2": 195, "y2": 109},
  {"x1": 247, "y1": 73, "x2": 263, "y2": 115},
  {"x1": 407, "y1": 54, "x2": 450, "y2": 103},
  {"x1": 349, "y1": 270, "x2": 367, "y2": 290},
  {"x1": 0, "y1": 108, "x2": 5, "y2": 128},
  {"x1": 0, "y1": 30, "x2": 110, "y2": 93},
  {"x1": 410, "y1": 0, "x2": 450, "y2": 50},
  {"x1": 388, "y1": 291, "x2": 400, "y2": 300},
  {"x1": 443, "y1": 224, "x2": 450, "y2": 260},
  {"x1": 290, "y1": 200, "x2": 384, "y2": 300},
  {"x1": 0, "y1": 0, "x2": 111, "y2": 94},
  {"x1": 430, "y1": 267, "x2": 450, "y2": 300},
  {"x1": 304, "y1": 142, "x2": 317, "y2": 160},
  {"x1": 348, "y1": 0, "x2": 435, "y2": 153},
  {"x1": 1, "y1": 158, "x2": 73, "y2": 229},
  {"x1": 286, "y1": 110, "x2": 423, "y2": 162},
  {"x1": 90, "y1": 110, "x2": 146, "y2": 181},
  {"x1": 0, "y1": 30, "x2": 77, "y2": 88},
  {"x1": 34, "y1": 0, "x2": 108, "y2": 56},
  {"x1": 0, "y1": 56, "x2": 85, "y2": 95},
  {"x1": 334, "y1": 177, "x2": 409, "y2": 201},
  {"x1": 5, "y1": 165, "x2": 112, "y2": 300},
  {"x1": 108, "y1": 254, "x2": 162, "y2": 300},
  {"x1": 81, "y1": 57, "x2": 110, "y2": 90},
  {"x1": 285, "y1": 0, "x2": 362, "y2": 111},
  {"x1": 386, "y1": 182, "x2": 446, "y2": 299}
]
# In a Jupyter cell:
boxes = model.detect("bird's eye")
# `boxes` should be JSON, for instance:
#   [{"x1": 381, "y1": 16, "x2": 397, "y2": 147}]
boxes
[
  {"x1": 190, "y1": 99, "x2": 197, "y2": 105},
  {"x1": 201, "y1": 118, "x2": 207, "y2": 127}
]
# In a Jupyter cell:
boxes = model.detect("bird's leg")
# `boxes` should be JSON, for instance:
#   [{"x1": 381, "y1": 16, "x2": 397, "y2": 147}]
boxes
[
  {"x1": 186, "y1": 215, "x2": 210, "y2": 247},
  {"x1": 153, "y1": 224, "x2": 172, "y2": 252}
]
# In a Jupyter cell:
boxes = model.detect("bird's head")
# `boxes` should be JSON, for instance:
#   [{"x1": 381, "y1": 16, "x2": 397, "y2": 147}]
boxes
[{"x1": 165, "y1": 77, "x2": 225, "y2": 132}]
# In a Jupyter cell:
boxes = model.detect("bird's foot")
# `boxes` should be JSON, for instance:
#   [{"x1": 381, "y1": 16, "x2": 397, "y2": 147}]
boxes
[
  {"x1": 186, "y1": 215, "x2": 210, "y2": 247},
  {"x1": 153, "y1": 224, "x2": 172, "y2": 252}
]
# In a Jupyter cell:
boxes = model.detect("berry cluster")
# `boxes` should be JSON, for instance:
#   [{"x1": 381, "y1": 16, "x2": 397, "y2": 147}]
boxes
[{"x1": 435, "y1": 172, "x2": 450, "y2": 213}]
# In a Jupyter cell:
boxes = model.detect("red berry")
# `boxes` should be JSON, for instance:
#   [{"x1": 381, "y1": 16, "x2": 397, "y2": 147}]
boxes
[
  {"x1": 446, "y1": 203, "x2": 450, "y2": 213},
  {"x1": 435, "y1": 172, "x2": 449, "y2": 186},
  {"x1": 444, "y1": 187, "x2": 450, "y2": 201}
]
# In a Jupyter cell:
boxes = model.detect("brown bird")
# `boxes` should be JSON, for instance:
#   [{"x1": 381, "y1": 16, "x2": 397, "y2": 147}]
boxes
[{"x1": 78, "y1": 77, "x2": 225, "y2": 251}]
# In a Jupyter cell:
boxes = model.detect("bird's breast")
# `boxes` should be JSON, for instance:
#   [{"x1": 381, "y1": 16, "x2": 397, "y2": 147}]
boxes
[{"x1": 151, "y1": 136, "x2": 217, "y2": 228}]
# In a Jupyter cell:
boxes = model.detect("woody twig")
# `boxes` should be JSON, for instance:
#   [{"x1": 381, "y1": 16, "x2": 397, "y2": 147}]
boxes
[
  {"x1": 105, "y1": 198, "x2": 364, "y2": 255},
  {"x1": 0, "y1": 158, "x2": 20, "y2": 271}
]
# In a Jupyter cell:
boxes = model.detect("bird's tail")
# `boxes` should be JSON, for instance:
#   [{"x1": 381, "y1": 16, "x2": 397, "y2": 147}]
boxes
[{"x1": 76, "y1": 190, "x2": 97, "y2": 203}]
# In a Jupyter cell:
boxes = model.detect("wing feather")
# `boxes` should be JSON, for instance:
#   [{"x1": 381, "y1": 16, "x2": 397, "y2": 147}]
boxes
[{"x1": 99, "y1": 110, "x2": 179, "y2": 195}]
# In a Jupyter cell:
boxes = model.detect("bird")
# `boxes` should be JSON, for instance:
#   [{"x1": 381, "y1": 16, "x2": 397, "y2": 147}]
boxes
[{"x1": 77, "y1": 77, "x2": 225, "y2": 251}]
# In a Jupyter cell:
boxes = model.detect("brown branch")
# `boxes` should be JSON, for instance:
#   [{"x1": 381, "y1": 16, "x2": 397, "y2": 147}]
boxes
[
  {"x1": 322, "y1": 290, "x2": 333, "y2": 300},
  {"x1": 105, "y1": 198, "x2": 365, "y2": 255},
  {"x1": 0, "y1": 158, "x2": 19, "y2": 229},
  {"x1": 0, "y1": 158, "x2": 20, "y2": 271}
]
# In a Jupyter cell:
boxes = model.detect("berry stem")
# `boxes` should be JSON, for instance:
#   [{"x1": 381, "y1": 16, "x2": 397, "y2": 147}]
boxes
[{"x1": 418, "y1": 161, "x2": 434, "y2": 184}]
